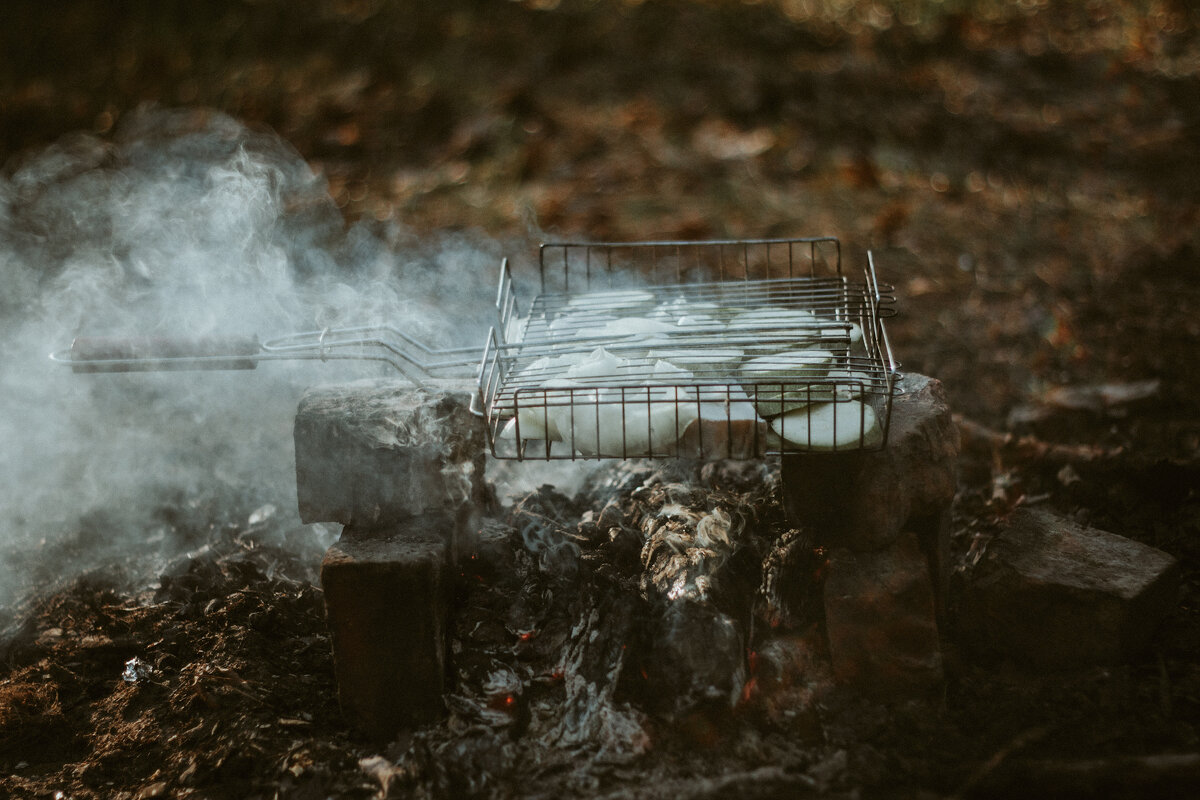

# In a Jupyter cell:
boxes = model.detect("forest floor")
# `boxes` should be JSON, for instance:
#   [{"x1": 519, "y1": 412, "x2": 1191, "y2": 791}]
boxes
[{"x1": 1, "y1": 1, "x2": 1198, "y2": 797}]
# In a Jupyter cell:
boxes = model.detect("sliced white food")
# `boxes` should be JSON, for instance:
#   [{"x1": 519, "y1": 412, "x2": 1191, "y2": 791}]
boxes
[
  {"x1": 647, "y1": 306, "x2": 677, "y2": 323},
  {"x1": 543, "y1": 312, "x2": 617, "y2": 339},
  {"x1": 646, "y1": 359, "x2": 696, "y2": 386},
  {"x1": 728, "y1": 308, "x2": 817, "y2": 330},
  {"x1": 825, "y1": 368, "x2": 875, "y2": 392},
  {"x1": 515, "y1": 353, "x2": 579, "y2": 382},
  {"x1": 740, "y1": 336, "x2": 837, "y2": 358},
  {"x1": 740, "y1": 349, "x2": 833, "y2": 381},
  {"x1": 675, "y1": 313, "x2": 723, "y2": 330},
  {"x1": 563, "y1": 383, "x2": 767, "y2": 458},
  {"x1": 566, "y1": 289, "x2": 654, "y2": 311},
  {"x1": 595, "y1": 317, "x2": 679, "y2": 338},
  {"x1": 728, "y1": 309, "x2": 841, "y2": 355},
  {"x1": 560, "y1": 387, "x2": 695, "y2": 457},
  {"x1": 573, "y1": 316, "x2": 686, "y2": 345},
  {"x1": 749, "y1": 368, "x2": 874, "y2": 415},
  {"x1": 523, "y1": 357, "x2": 698, "y2": 456},
  {"x1": 573, "y1": 317, "x2": 679, "y2": 353},
  {"x1": 816, "y1": 319, "x2": 863, "y2": 344},
  {"x1": 769, "y1": 400, "x2": 882, "y2": 450},
  {"x1": 649, "y1": 346, "x2": 744, "y2": 372},
  {"x1": 565, "y1": 347, "x2": 630, "y2": 380},
  {"x1": 499, "y1": 380, "x2": 579, "y2": 441},
  {"x1": 655, "y1": 298, "x2": 720, "y2": 319}
]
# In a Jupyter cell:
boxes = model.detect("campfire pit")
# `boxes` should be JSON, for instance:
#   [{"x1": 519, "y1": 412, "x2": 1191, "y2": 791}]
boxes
[
  {"x1": 277, "y1": 240, "x2": 959, "y2": 740},
  {"x1": 53, "y1": 238, "x2": 968, "y2": 741}
]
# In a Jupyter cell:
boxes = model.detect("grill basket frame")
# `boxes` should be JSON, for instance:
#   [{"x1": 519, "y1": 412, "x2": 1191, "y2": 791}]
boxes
[{"x1": 478, "y1": 237, "x2": 900, "y2": 461}]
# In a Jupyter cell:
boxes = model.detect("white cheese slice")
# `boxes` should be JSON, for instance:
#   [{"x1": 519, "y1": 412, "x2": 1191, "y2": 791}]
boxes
[
  {"x1": 740, "y1": 349, "x2": 833, "y2": 380},
  {"x1": 816, "y1": 319, "x2": 863, "y2": 344},
  {"x1": 566, "y1": 289, "x2": 654, "y2": 311},
  {"x1": 594, "y1": 317, "x2": 679, "y2": 338},
  {"x1": 565, "y1": 347, "x2": 629, "y2": 379},
  {"x1": 750, "y1": 368, "x2": 874, "y2": 415},
  {"x1": 546, "y1": 357, "x2": 700, "y2": 457},
  {"x1": 650, "y1": 346, "x2": 744, "y2": 372},
  {"x1": 563, "y1": 387, "x2": 695, "y2": 457},
  {"x1": 728, "y1": 308, "x2": 818, "y2": 330},
  {"x1": 544, "y1": 311, "x2": 616, "y2": 340},
  {"x1": 675, "y1": 313, "x2": 722, "y2": 330},
  {"x1": 499, "y1": 380, "x2": 579, "y2": 441},
  {"x1": 769, "y1": 400, "x2": 882, "y2": 450}
]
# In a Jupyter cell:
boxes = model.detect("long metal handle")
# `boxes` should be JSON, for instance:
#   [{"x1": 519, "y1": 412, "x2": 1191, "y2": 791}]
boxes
[
  {"x1": 60, "y1": 336, "x2": 261, "y2": 373},
  {"x1": 263, "y1": 325, "x2": 492, "y2": 387},
  {"x1": 51, "y1": 326, "x2": 497, "y2": 390}
]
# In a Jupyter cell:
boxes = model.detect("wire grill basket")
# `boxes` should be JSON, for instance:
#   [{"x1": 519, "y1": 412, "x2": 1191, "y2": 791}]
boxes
[{"x1": 478, "y1": 237, "x2": 899, "y2": 460}]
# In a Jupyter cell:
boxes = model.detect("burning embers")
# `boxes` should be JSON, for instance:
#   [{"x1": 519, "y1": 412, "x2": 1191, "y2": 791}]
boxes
[
  {"x1": 348, "y1": 454, "x2": 872, "y2": 794},
  {"x1": 455, "y1": 465, "x2": 828, "y2": 747},
  {"x1": 306, "y1": 372, "x2": 964, "y2": 760}
]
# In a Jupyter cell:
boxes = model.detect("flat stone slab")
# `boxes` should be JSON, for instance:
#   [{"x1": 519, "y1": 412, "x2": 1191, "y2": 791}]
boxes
[
  {"x1": 824, "y1": 531, "x2": 944, "y2": 696},
  {"x1": 321, "y1": 515, "x2": 454, "y2": 740},
  {"x1": 295, "y1": 381, "x2": 487, "y2": 527},
  {"x1": 959, "y1": 507, "x2": 1180, "y2": 668}
]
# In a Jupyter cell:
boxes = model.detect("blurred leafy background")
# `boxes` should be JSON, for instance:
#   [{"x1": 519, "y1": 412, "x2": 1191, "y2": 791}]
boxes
[{"x1": 3, "y1": 0, "x2": 1198, "y2": 430}]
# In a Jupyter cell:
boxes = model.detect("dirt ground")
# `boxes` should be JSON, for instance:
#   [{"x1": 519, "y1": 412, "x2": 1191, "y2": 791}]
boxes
[{"x1": 2, "y1": 0, "x2": 1199, "y2": 797}]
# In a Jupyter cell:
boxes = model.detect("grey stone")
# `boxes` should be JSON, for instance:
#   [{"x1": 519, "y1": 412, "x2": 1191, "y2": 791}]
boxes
[
  {"x1": 294, "y1": 381, "x2": 487, "y2": 527},
  {"x1": 781, "y1": 373, "x2": 959, "y2": 552},
  {"x1": 823, "y1": 531, "x2": 944, "y2": 695},
  {"x1": 320, "y1": 515, "x2": 454, "y2": 740},
  {"x1": 781, "y1": 374, "x2": 958, "y2": 616},
  {"x1": 959, "y1": 507, "x2": 1180, "y2": 668}
]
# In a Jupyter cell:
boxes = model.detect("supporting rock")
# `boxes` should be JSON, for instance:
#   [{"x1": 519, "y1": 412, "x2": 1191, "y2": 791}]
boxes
[
  {"x1": 321, "y1": 516, "x2": 453, "y2": 741},
  {"x1": 823, "y1": 531, "x2": 944, "y2": 695},
  {"x1": 958, "y1": 507, "x2": 1179, "y2": 668},
  {"x1": 780, "y1": 373, "x2": 959, "y2": 559},
  {"x1": 781, "y1": 374, "x2": 957, "y2": 696},
  {"x1": 294, "y1": 381, "x2": 487, "y2": 529},
  {"x1": 297, "y1": 383, "x2": 486, "y2": 738}
]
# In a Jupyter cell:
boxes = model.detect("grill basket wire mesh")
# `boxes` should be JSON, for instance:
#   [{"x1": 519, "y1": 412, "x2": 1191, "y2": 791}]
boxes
[
  {"x1": 480, "y1": 238, "x2": 900, "y2": 461},
  {"x1": 538, "y1": 236, "x2": 852, "y2": 292}
]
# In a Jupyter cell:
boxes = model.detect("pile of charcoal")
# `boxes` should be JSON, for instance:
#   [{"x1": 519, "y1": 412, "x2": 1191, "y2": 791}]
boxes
[{"x1": 380, "y1": 459, "x2": 842, "y2": 798}]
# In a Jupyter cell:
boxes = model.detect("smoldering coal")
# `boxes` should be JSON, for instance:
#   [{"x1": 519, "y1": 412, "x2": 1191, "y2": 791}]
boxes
[{"x1": 0, "y1": 108, "x2": 502, "y2": 611}]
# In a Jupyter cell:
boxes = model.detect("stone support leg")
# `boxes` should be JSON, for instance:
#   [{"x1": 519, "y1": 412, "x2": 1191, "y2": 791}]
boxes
[
  {"x1": 295, "y1": 382, "x2": 486, "y2": 738},
  {"x1": 321, "y1": 518, "x2": 452, "y2": 740},
  {"x1": 781, "y1": 374, "x2": 958, "y2": 696}
]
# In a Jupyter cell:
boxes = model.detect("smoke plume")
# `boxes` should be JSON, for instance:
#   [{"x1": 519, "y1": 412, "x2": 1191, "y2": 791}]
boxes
[{"x1": 0, "y1": 108, "x2": 504, "y2": 612}]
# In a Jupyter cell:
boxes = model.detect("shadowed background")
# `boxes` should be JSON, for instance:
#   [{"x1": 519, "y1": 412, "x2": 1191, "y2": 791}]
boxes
[{"x1": 1, "y1": 1, "x2": 1198, "y2": 797}]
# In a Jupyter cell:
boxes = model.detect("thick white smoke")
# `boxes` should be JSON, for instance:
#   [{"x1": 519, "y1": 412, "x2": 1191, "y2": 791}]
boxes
[{"x1": 0, "y1": 108, "x2": 504, "y2": 610}]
